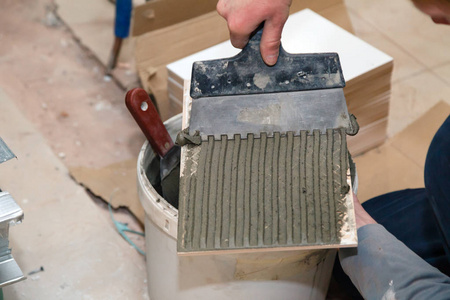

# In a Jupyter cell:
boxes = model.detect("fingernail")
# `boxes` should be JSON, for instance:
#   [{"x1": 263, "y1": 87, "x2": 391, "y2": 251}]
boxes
[{"x1": 265, "y1": 54, "x2": 278, "y2": 66}]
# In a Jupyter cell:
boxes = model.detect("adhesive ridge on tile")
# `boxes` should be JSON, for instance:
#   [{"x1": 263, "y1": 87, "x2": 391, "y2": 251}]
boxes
[{"x1": 178, "y1": 128, "x2": 356, "y2": 254}]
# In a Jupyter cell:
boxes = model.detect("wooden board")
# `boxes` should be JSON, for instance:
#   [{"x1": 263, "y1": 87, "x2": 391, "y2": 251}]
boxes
[{"x1": 350, "y1": 102, "x2": 450, "y2": 202}]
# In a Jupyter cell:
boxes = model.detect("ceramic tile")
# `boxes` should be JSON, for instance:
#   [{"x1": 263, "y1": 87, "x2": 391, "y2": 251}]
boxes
[
  {"x1": 387, "y1": 70, "x2": 450, "y2": 137},
  {"x1": 346, "y1": 10, "x2": 426, "y2": 82},
  {"x1": 345, "y1": 0, "x2": 450, "y2": 68}
]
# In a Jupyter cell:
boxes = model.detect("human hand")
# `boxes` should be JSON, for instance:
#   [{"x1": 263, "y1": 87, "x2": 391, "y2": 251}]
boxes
[
  {"x1": 352, "y1": 192, "x2": 377, "y2": 229},
  {"x1": 411, "y1": 0, "x2": 450, "y2": 25},
  {"x1": 217, "y1": 0, "x2": 292, "y2": 66}
]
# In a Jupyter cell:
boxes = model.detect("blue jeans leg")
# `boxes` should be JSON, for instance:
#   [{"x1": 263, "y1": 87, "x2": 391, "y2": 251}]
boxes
[{"x1": 424, "y1": 114, "x2": 450, "y2": 261}]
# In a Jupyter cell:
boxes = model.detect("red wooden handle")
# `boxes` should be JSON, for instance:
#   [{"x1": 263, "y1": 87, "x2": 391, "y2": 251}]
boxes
[{"x1": 125, "y1": 88, "x2": 174, "y2": 157}]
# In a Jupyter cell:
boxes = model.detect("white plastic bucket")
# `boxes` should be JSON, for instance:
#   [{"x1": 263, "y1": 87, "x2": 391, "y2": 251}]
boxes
[{"x1": 137, "y1": 114, "x2": 335, "y2": 300}]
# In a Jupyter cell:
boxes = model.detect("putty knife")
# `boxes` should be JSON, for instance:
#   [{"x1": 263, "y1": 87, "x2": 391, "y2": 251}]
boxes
[
  {"x1": 126, "y1": 88, "x2": 180, "y2": 208},
  {"x1": 177, "y1": 28, "x2": 358, "y2": 255}
]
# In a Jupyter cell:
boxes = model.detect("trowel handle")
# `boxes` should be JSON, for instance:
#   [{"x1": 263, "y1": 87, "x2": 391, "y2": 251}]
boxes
[
  {"x1": 246, "y1": 25, "x2": 264, "y2": 48},
  {"x1": 125, "y1": 88, "x2": 174, "y2": 157},
  {"x1": 243, "y1": 25, "x2": 288, "y2": 60}
]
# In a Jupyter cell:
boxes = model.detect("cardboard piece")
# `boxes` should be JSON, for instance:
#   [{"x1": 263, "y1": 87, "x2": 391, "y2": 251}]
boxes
[
  {"x1": 132, "y1": 0, "x2": 345, "y2": 37},
  {"x1": 354, "y1": 101, "x2": 450, "y2": 203},
  {"x1": 135, "y1": 11, "x2": 229, "y2": 120},
  {"x1": 69, "y1": 159, "x2": 145, "y2": 224},
  {"x1": 132, "y1": 0, "x2": 218, "y2": 36}
]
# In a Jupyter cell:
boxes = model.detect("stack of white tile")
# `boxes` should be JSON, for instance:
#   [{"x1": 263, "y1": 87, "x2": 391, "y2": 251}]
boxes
[{"x1": 167, "y1": 9, "x2": 393, "y2": 155}]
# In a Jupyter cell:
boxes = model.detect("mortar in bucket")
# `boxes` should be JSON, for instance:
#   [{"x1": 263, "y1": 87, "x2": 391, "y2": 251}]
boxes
[{"x1": 137, "y1": 113, "x2": 336, "y2": 300}]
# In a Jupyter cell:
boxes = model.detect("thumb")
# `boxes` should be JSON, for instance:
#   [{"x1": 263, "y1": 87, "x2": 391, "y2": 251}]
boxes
[{"x1": 259, "y1": 19, "x2": 284, "y2": 66}]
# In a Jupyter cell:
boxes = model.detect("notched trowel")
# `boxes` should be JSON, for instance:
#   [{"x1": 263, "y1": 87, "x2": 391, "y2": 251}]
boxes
[{"x1": 177, "y1": 28, "x2": 359, "y2": 255}]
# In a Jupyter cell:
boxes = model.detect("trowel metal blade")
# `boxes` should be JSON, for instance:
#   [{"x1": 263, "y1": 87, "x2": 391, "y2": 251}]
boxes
[
  {"x1": 189, "y1": 88, "x2": 351, "y2": 141},
  {"x1": 160, "y1": 145, "x2": 181, "y2": 208}
]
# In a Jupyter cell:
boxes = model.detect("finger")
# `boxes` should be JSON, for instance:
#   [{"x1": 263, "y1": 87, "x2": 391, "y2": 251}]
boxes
[
  {"x1": 229, "y1": 30, "x2": 251, "y2": 49},
  {"x1": 431, "y1": 15, "x2": 450, "y2": 25},
  {"x1": 227, "y1": 16, "x2": 260, "y2": 49},
  {"x1": 259, "y1": 19, "x2": 285, "y2": 66}
]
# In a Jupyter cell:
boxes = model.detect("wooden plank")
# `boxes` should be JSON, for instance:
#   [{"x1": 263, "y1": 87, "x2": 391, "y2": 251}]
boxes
[{"x1": 132, "y1": 0, "x2": 217, "y2": 36}]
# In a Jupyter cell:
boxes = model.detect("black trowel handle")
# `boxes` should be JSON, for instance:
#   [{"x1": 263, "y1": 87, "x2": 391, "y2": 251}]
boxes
[
  {"x1": 190, "y1": 26, "x2": 345, "y2": 99},
  {"x1": 241, "y1": 25, "x2": 286, "y2": 61},
  {"x1": 125, "y1": 88, "x2": 174, "y2": 157}
]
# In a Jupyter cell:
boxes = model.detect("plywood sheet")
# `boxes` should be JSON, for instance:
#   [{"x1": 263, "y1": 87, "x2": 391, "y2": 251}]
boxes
[
  {"x1": 354, "y1": 102, "x2": 450, "y2": 203},
  {"x1": 346, "y1": 10, "x2": 425, "y2": 83},
  {"x1": 390, "y1": 101, "x2": 450, "y2": 169},
  {"x1": 354, "y1": 144, "x2": 424, "y2": 203},
  {"x1": 388, "y1": 70, "x2": 450, "y2": 137},
  {"x1": 345, "y1": 0, "x2": 450, "y2": 68},
  {"x1": 433, "y1": 63, "x2": 450, "y2": 85}
]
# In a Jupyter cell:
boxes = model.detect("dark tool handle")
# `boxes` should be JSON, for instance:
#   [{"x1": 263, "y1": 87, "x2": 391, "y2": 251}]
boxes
[
  {"x1": 125, "y1": 88, "x2": 174, "y2": 157},
  {"x1": 190, "y1": 27, "x2": 345, "y2": 99}
]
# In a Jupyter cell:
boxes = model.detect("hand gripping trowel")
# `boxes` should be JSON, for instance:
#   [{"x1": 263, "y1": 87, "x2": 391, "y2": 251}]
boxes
[{"x1": 177, "y1": 28, "x2": 359, "y2": 255}]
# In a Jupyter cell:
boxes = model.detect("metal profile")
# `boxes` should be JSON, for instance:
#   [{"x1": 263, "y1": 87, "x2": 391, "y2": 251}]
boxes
[{"x1": 0, "y1": 138, "x2": 16, "y2": 164}]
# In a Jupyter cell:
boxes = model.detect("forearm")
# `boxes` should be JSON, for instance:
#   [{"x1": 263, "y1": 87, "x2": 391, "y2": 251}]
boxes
[{"x1": 340, "y1": 224, "x2": 450, "y2": 300}]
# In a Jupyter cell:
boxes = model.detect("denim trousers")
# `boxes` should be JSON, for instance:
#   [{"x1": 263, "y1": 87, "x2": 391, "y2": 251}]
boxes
[{"x1": 333, "y1": 115, "x2": 450, "y2": 298}]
